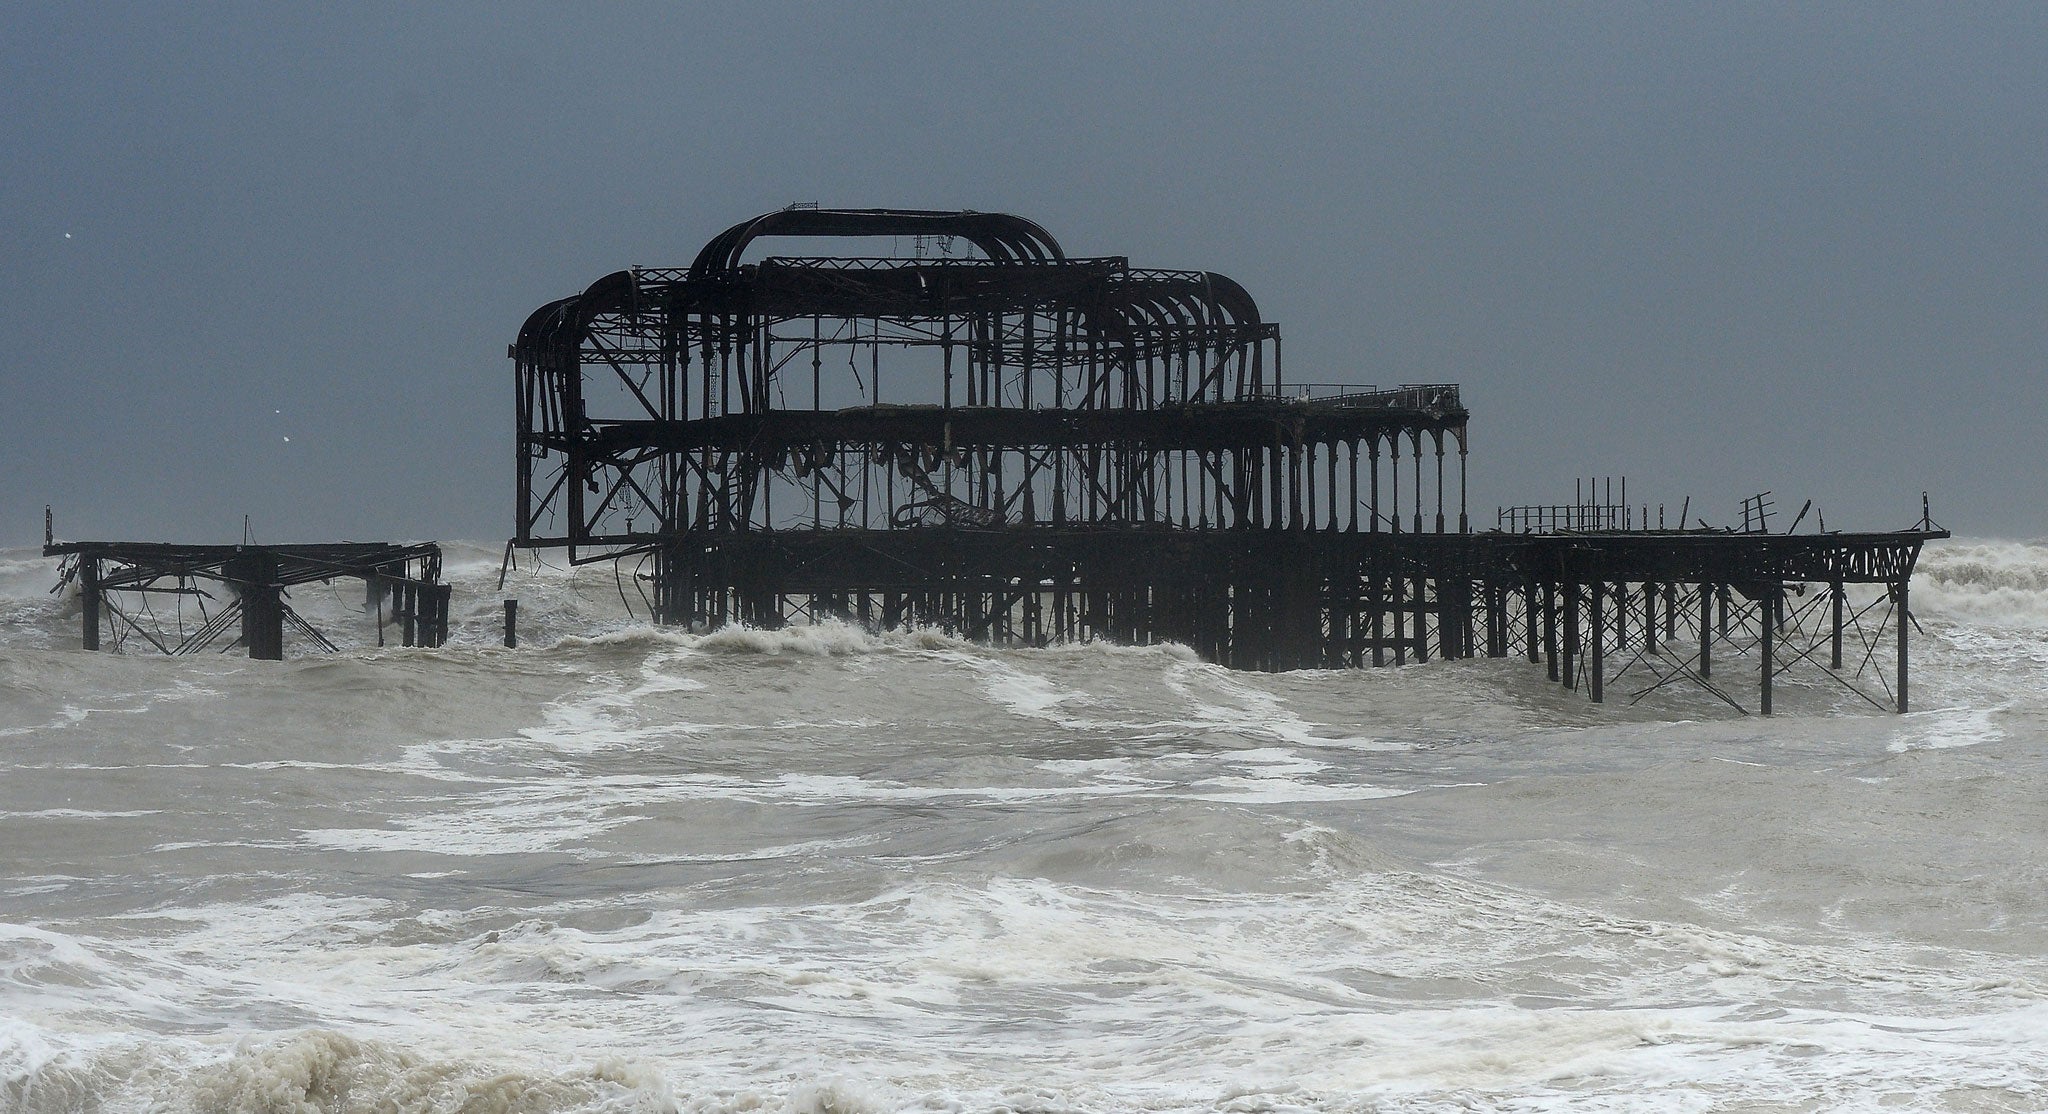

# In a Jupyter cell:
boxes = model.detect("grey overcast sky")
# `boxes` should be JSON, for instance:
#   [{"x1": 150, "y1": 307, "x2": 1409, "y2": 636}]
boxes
[{"x1": 4, "y1": 3, "x2": 2044, "y2": 545}]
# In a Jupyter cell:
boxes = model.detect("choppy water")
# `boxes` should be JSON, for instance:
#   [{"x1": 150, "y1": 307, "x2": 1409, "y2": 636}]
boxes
[{"x1": 1, "y1": 539, "x2": 2044, "y2": 1112}]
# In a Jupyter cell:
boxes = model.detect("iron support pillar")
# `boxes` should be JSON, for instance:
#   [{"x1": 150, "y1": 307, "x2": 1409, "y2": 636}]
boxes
[
  {"x1": 1525, "y1": 581, "x2": 1540, "y2": 663},
  {"x1": 1393, "y1": 572, "x2": 1408, "y2": 666},
  {"x1": 1543, "y1": 581, "x2": 1559, "y2": 681},
  {"x1": 1831, "y1": 580, "x2": 1845, "y2": 670},
  {"x1": 401, "y1": 582, "x2": 417, "y2": 646},
  {"x1": 1589, "y1": 580, "x2": 1604, "y2": 703},
  {"x1": 1698, "y1": 583, "x2": 1713, "y2": 680},
  {"x1": 226, "y1": 551, "x2": 285, "y2": 661},
  {"x1": 1561, "y1": 581, "x2": 1579, "y2": 690},
  {"x1": 1896, "y1": 580, "x2": 1910, "y2": 713},
  {"x1": 1760, "y1": 593, "x2": 1773, "y2": 716},
  {"x1": 80, "y1": 558, "x2": 101, "y2": 652},
  {"x1": 1610, "y1": 580, "x2": 1625, "y2": 652},
  {"x1": 1643, "y1": 582, "x2": 1657, "y2": 655}
]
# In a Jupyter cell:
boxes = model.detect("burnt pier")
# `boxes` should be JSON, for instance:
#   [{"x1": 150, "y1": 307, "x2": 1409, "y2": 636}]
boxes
[
  {"x1": 47, "y1": 518, "x2": 447, "y2": 659},
  {"x1": 510, "y1": 207, "x2": 1945, "y2": 712}
]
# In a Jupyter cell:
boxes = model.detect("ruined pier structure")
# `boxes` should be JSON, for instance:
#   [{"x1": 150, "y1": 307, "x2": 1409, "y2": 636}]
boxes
[
  {"x1": 47, "y1": 531, "x2": 448, "y2": 659},
  {"x1": 512, "y1": 208, "x2": 1944, "y2": 711}
]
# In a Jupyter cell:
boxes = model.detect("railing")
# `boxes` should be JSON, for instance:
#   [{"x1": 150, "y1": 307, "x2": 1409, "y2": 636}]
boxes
[
  {"x1": 1258, "y1": 383, "x2": 1464, "y2": 414},
  {"x1": 1497, "y1": 504, "x2": 1636, "y2": 533},
  {"x1": 1277, "y1": 382, "x2": 1381, "y2": 398},
  {"x1": 751, "y1": 255, "x2": 1123, "y2": 272}
]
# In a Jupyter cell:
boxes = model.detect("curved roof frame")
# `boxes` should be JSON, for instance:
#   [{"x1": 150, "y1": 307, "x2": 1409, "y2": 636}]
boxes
[
  {"x1": 514, "y1": 212, "x2": 1268, "y2": 362},
  {"x1": 688, "y1": 208, "x2": 1066, "y2": 278}
]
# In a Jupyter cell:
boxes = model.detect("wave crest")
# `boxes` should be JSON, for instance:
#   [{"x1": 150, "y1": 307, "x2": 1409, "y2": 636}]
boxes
[
  {"x1": 3, "y1": 1026, "x2": 682, "y2": 1114},
  {"x1": 1914, "y1": 539, "x2": 2048, "y2": 626}
]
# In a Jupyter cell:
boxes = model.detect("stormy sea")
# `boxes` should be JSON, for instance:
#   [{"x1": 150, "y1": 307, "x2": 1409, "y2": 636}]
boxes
[{"x1": 1, "y1": 538, "x2": 2043, "y2": 1113}]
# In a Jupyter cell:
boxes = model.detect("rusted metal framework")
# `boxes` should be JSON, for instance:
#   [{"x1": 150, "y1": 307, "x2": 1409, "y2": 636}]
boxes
[
  {"x1": 1475, "y1": 528, "x2": 1943, "y2": 713},
  {"x1": 514, "y1": 209, "x2": 1470, "y2": 551},
  {"x1": 511, "y1": 207, "x2": 1944, "y2": 711},
  {"x1": 46, "y1": 513, "x2": 447, "y2": 660},
  {"x1": 512, "y1": 208, "x2": 1470, "y2": 666}
]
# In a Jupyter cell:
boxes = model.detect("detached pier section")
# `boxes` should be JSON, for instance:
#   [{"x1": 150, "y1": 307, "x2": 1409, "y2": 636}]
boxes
[
  {"x1": 510, "y1": 207, "x2": 1944, "y2": 712},
  {"x1": 47, "y1": 535, "x2": 447, "y2": 659}
]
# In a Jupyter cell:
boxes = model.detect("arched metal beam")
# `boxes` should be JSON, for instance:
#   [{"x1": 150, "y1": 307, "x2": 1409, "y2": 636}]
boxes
[{"x1": 688, "y1": 208, "x2": 1066, "y2": 278}]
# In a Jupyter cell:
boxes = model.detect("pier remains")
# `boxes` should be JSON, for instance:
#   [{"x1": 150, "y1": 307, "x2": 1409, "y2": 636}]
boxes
[
  {"x1": 45, "y1": 511, "x2": 447, "y2": 660},
  {"x1": 505, "y1": 206, "x2": 1943, "y2": 711}
]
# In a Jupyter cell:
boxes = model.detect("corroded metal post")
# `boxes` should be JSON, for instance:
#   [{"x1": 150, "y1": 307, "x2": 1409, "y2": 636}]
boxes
[
  {"x1": 1643, "y1": 582, "x2": 1657, "y2": 655},
  {"x1": 226, "y1": 550, "x2": 284, "y2": 661},
  {"x1": 1760, "y1": 593, "x2": 1773, "y2": 716},
  {"x1": 1831, "y1": 580, "x2": 1845, "y2": 670},
  {"x1": 1698, "y1": 582, "x2": 1713, "y2": 680},
  {"x1": 1589, "y1": 579, "x2": 1604, "y2": 703},
  {"x1": 1896, "y1": 580, "x2": 1910, "y2": 713},
  {"x1": 1561, "y1": 580, "x2": 1579, "y2": 690},
  {"x1": 80, "y1": 558, "x2": 101, "y2": 652},
  {"x1": 1544, "y1": 581, "x2": 1559, "y2": 681}
]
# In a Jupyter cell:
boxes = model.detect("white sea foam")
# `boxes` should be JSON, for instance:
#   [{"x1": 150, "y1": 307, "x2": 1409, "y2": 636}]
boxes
[
  {"x1": 1163, "y1": 661, "x2": 1408, "y2": 750},
  {"x1": 1887, "y1": 702, "x2": 2010, "y2": 752},
  {"x1": 929, "y1": 648, "x2": 1103, "y2": 728}
]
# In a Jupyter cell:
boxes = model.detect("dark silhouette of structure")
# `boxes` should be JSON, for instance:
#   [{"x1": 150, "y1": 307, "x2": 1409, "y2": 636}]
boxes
[
  {"x1": 512, "y1": 207, "x2": 1944, "y2": 712},
  {"x1": 45, "y1": 509, "x2": 446, "y2": 659}
]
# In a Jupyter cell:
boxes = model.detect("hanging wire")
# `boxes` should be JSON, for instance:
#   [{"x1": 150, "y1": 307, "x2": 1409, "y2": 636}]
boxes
[
  {"x1": 632, "y1": 551, "x2": 654, "y2": 615},
  {"x1": 139, "y1": 585, "x2": 160, "y2": 647},
  {"x1": 615, "y1": 558, "x2": 635, "y2": 619},
  {"x1": 847, "y1": 318, "x2": 867, "y2": 394}
]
